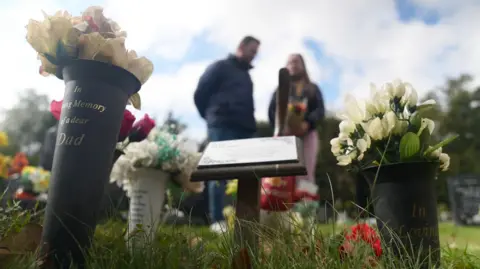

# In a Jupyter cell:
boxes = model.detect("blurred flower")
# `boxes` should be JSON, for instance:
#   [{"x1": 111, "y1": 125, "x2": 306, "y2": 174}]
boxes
[
  {"x1": 339, "y1": 120, "x2": 356, "y2": 135},
  {"x1": 226, "y1": 180, "x2": 238, "y2": 198},
  {"x1": 126, "y1": 50, "x2": 154, "y2": 86},
  {"x1": 8, "y1": 152, "x2": 29, "y2": 176},
  {"x1": 128, "y1": 114, "x2": 156, "y2": 142},
  {"x1": 339, "y1": 223, "x2": 382, "y2": 258},
  {"x1": 364, "y1": 117, "x2": 384, "y2": 141},
  {"x1": 119, "y1": 110, "x2": 136, "y2": 142},
  {"x1": 339, "y1": 94, "x2": 365, "y2": 124},
  {"x1": 0, "y1": 132, "x2": 8, "y2": 147},
  {"x1": 439, "y1": 153, "x2": 450, "y2": 171},
  {"x1": 20, "y1": 166, "x2": 51, "y2": 194},
  {"x1": 50, "y1": 99, "x2": 62, "y2": 120},
  {"x1": 0, "y1": 154, "x2": 11, "y2": 179},
  {"x1": 223, "y1": 206, "x2": 235, "y2": 230}
]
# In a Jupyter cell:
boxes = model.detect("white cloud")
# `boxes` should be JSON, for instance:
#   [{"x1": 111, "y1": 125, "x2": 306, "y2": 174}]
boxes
[{"x1": 2, "y1": 0, "x2": 479, "y2": 141}]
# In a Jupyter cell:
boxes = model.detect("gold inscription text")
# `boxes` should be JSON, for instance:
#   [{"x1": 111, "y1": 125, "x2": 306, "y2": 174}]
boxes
[
  {"x1": 62, "y1": 100, "x2": 106, "y2": 112},
  {"x1": 57, "y1": 133, "x2": 85, "y2": 146},
  {"x1": 60, "y1": 116, "x2": 90, "y2": 125},
  {"x1": 411, "y1": 203, "x2": 426, "y2": 218}
]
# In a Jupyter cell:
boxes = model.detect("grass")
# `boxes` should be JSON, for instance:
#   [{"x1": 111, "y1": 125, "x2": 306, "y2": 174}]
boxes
[{"x1": 2, "y1": 216, "x2": 480, "y2": 269}]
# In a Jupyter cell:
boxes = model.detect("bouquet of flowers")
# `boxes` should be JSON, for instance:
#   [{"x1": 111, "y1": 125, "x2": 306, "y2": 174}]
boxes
[
  {"x1": 16, "y1": 166, "x2": 51, "y2": 198},
  {"x1": 286, "y1": 101, "x2": 307, "y2": 132},
  {"x1": 26, "y1": 6, "x2": 154, "y2": 108},
  {"x1": 331, "y1": 79, "x2": 457, "y2": 171},
  {"x1": 110, "y1": 128, "x2": 204, "y2": 197}
]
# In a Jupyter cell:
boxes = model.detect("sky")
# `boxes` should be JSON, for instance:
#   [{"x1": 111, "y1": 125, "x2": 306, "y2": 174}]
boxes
[{"x1": 1, "y1": 0, "x2": 479, "y2": 142}]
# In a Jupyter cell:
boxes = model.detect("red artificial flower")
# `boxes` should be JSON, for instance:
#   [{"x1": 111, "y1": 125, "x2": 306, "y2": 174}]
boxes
[
  {"x1": 119, "y1": 110, "x2": 136, "y2": 142},
  {"x1": 50, "y1": 100, "x2": 62, "y2": 120},
  {"x1": 128, "y1": 114, "x2": 156, "y2": 142},
  {"x1": 339, "y1": 223, "x2": 382, "y2": 258}
]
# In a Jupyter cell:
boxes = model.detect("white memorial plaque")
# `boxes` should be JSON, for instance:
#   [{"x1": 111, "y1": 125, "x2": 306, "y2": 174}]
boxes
[{"x1": 198, "y1": 136, "x2": 298, "y2": 167}]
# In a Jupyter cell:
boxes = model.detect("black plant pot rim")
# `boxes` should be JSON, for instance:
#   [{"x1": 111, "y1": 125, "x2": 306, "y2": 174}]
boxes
[
  {"x1": 56, "y1": 59, "x2": 141, "y2": 96},
  {"x1": 361, "y1": 161, "x2": 440, "y2": 184},
  {"x1": 362, "y1": 161, "x2": 440, "y2": 171}
]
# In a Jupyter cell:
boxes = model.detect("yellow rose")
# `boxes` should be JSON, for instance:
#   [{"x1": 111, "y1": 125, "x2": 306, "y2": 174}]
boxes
[
  {"x1": 26, "y1": 10, "x2": 80, "y2": 74},
  {"x1": 78, "y1": 32, "x2": 107, "y2": 60},
  {"x1": 0, "y1": 132, "x2": 8, "y2": 147},
  {"x1": 26, "y1": 19, "x2": 55, "y2": 55},
  {"x1": 96, "y1": 37, "x2": 128, "y2": 69},
  {"x1": 127, "y1": 56, "x2": 154, "y2": 85}
]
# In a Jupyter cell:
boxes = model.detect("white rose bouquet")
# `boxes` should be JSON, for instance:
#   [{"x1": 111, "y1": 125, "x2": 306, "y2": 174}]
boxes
[
  {"x1": 110, "y1": 129, "x2": 204, "y2": 197},
  {"x1": 331, "y1": 79, "x2": 457, "y2": 172},
  {"x1": 25, "y1": 6, "x2": 153, "y2": 108}
]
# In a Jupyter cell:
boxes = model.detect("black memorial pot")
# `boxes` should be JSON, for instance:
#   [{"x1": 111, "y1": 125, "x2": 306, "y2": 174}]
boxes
[
  {"x1": 38, "y1": 60, "x2": 141, "y2": 269},
  {"x1": 362, "y1": 162, "x2": 440, "y2": 268}
]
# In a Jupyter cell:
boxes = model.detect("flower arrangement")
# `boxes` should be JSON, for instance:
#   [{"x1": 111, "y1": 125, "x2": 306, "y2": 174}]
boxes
[
  {"x1": 110, "y1": 128, "x2": 204, "y2": 197},
  {"x1": 331, "y1": 80, "x2": 457, "y2": 171},
  {"x1": 18, "y1": 166, "x2": 51, "y2": 195},
  {"x1": 26, "y1": 6, "x2": 154, "y2": 109}
]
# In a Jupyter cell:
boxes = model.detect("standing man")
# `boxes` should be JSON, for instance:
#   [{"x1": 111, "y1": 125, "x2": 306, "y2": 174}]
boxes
[{"x1": 194, "y1": 36, "x2": 260, "y2": 233}]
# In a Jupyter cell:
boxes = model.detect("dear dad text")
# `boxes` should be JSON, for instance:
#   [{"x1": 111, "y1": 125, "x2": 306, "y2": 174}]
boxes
[{"x1": 57, "y1": 133, "x2": 85, "y2": 146}]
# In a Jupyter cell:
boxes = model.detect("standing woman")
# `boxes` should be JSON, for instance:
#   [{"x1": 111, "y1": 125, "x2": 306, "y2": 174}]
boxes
[{"x1": 268, "y1": 54, "x2": 325, "y2": 198}]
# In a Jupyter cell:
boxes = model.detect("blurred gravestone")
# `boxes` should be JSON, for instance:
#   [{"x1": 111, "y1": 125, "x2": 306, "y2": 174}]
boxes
[
  {"x1": 39, "y1": 124, "x2": 58, "y2": 171},
  {"x1": 447, "y1": 175, "x2": 480, "y2": 225}
]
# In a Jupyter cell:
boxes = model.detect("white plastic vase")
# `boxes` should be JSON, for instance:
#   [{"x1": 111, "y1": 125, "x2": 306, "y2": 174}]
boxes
[{"x1": 126, "y1": 168, "x2": 169, "y2": 249}]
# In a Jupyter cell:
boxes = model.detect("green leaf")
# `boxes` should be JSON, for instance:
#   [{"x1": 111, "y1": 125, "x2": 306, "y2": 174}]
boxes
[
  {"x1": 423, "y1": 134, "x2": 459, "y2": 157},
  {"x1": 399, "y1": 132, "x2": 421, "y2": 160}
]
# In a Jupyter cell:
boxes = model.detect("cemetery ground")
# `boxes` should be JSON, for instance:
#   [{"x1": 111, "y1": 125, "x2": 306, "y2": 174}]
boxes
[{"x1": 2, "y1": 211, "x2": 480, "y2": 269}]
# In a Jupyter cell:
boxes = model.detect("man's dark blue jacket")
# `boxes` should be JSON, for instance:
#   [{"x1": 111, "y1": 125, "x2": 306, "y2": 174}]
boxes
[{"x1": 194, "y1": 54, "x2": 256, "y2": 132}]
